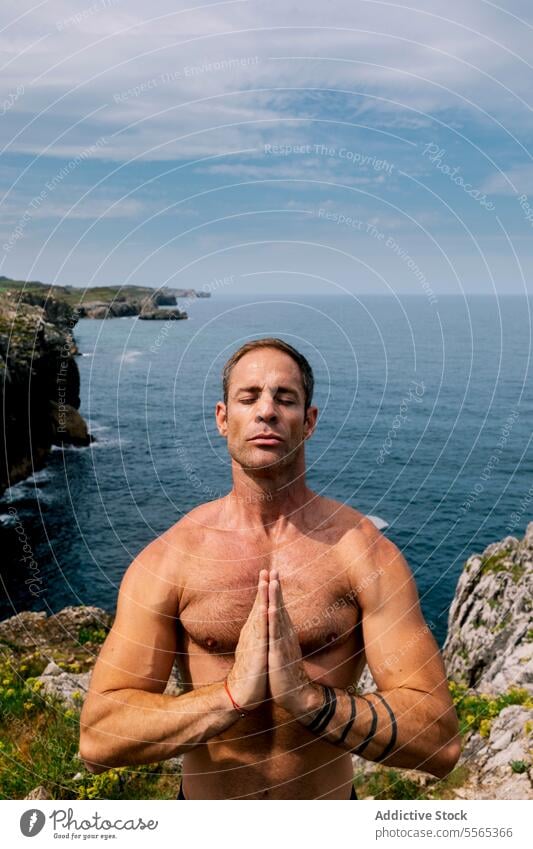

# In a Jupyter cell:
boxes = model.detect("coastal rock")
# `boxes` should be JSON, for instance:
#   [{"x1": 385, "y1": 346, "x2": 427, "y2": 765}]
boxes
[
  {"x1": 442, "y1": 524, "x2": 532, "y2": 692},
  {"x1": 77, "y1": 297, "x2": 188, "y2": 321},
  {"x1": 24, "y1": 785, "x2": 52, "y2": 800},
  {"x1": 351, "y1": 523, "x2": 532, "y2": 798},
  {"x1": 36, "y1": 660, "x2": 91, "y2": 707},
  {"x1": 77, "y1": 300, "x2": 142, "y2": 319},
  {"x1": 138, "y1": 308, "x2": 187, "y2": 320},
  {"x1": 152, "y1": 289, "x2": 178, "y2": 306},
  {"x1": 172, "y1": 288, "x2": 210, "y2": 299},
  {"x1": 0, "y1": 606, "x2": 112, "y2": 649},
  {"x1": 50, "y1": 400, "x2": 94, "y2": 447},
  {"x1": 0, "y1": 290, "x2": 92, "y2": 495},
  {"x1": 452, "y1": 705, "x2": 532, "y2": 799}
]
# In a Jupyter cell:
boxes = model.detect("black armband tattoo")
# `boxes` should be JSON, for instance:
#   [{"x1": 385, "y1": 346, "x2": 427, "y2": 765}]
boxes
[
  {"x1": 337, "y1": 692, "x2": 357, "y2": 745},
  {"x1": 306, "y1": 685, "x2": 337, "y2": 734},
  {"x1": 352, "y1": 696, "x2": 378, "y2": 756},
  {"x1": 372, "y1": 693, "x2": 398, "y2": 762}
]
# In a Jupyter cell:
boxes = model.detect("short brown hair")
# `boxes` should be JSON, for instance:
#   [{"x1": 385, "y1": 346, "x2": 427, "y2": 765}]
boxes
[{"x1": 222, "y1": 337, "x2": 314, "y2": 412}]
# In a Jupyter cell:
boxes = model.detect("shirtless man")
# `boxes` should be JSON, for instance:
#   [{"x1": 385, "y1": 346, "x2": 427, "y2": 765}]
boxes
[{"x1": 79, "y1": 337, "x2": 461, "y2": 799}]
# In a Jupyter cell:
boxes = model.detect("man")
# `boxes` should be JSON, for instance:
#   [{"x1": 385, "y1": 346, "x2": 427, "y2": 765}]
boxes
[{"x1": 79, "y1": 337, "x2": 461, "y2": 799}]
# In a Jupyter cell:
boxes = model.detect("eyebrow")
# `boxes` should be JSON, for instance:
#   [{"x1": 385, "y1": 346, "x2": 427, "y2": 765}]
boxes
[{"x1": 235, "y1": 384, "x2": 300, "y2": 397}]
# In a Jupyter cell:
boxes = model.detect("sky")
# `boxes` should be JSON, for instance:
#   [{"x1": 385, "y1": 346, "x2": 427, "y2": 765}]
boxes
[{"x1": 1, "y1": 0, "x2": 533, "y2": 297}]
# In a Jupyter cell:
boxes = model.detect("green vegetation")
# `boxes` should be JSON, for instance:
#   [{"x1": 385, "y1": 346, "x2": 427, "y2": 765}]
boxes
[
  {"x1": 78, "y1": 625, "x2": 109, "y2": 645},
  {"x1": 0, "y1": 276, "x2": 162, "y2": 308},
  {"x1": 0, "y1": 650, "x2": 179, "y2": 800},
  {"x1": 509, "y1": 760, "x2": 528, "y2": 774},
  {"x1": 449, "y1": 680, "x2": 533, "y2": 739},
  {"x1": 352, "y1": 763, "x2": 470, "y2": 801},
  {"x1": 353, "y1": 768, "x2": 427, "y2": 800},
  {"x1": 479, "y1": 551, "x2": 525, "y2": 583}
]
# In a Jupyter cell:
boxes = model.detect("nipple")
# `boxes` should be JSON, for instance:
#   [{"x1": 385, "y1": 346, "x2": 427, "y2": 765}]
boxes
[
  {"x1": 205, "y1": 637, "x2": 218, "y2": 649},
  {"x1": 327, "y1": 632, "x2": 339, "y2": 643}
]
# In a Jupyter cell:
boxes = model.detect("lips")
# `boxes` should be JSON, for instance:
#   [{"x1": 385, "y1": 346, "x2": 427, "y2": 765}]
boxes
[{"x1": 249, "y1": 434, "x2": 284, "y2": 443}]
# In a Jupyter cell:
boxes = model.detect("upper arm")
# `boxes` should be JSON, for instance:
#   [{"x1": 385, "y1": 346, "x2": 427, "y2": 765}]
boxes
[
  {"x1": 349, "y1": 525, "x2": 451, "y2": 701},
  {"x1": 85, "y1": 537, "x2": 179, "y2": 700}
]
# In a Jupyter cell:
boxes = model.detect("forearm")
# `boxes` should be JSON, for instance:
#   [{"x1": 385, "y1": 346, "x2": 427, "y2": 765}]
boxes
[
  {"x1": 80, "y1": 681, "x2": 241, "y2": 772},
  {"x1": 293, "y1": 684, "x2": 458, "y2": 778}
]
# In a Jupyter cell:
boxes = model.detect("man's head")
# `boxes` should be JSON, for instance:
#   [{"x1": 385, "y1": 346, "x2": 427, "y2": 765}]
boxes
[{"x1": 216, "y1": 338, "x2": 318, "y2": 475}]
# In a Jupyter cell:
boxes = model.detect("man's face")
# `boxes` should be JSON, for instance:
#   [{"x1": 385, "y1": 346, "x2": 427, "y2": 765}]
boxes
[{"x1": 216, "y1": 348, "x2": 317, "y2": 473}]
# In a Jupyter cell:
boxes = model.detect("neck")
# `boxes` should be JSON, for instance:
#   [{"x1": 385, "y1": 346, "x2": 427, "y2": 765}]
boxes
[{"x1": 225, "y1": 457, "x2": 316, "y2": 535}]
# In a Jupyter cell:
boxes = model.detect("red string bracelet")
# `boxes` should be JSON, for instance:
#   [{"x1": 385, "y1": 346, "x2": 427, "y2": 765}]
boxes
[{"x1": 224, "y1": 678, "x2": 249, "y2": 718}]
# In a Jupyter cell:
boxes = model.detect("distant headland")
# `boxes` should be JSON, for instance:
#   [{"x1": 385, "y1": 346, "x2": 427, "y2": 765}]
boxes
[{"x1": 0, "y1": 275, "x2": 211, "y2": 320}]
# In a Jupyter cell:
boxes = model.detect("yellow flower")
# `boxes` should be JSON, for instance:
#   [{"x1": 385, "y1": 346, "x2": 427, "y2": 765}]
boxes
[
  {"x1": 479, "y1": 719, "x2": 492, "y2": 738},
  {"x1": 5, "y1": 688, "x2": 15, "y2": 697},
  {"x1": 23, "y1": 701, "x2": 34, "y2": 711}
]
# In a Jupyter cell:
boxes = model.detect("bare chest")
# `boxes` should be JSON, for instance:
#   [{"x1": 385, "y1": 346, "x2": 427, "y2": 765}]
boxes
[{"x1": 178, "y1": 536, "x2": 361, "y2": 657}]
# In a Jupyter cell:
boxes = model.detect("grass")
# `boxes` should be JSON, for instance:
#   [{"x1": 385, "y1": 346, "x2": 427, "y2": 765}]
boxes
[
  {"x1": 352, "y1": 763, "x2": 471, "y2": 800},
  {"x1": 0, "y1": 277, "x2": 170, "y2": 308},
  {"x1": 0, "y1": 649, "x2": 179, "y2": 800}
]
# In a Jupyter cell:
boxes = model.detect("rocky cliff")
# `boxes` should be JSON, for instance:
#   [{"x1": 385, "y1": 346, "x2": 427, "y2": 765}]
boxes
[
  {"x1": 353, "y1": 522, "x2": 532, "y2": 799},
  {"x1": 440, "y1": 523, "x2": 532, "y2": 799},
  {"x1": 0, "y1": 290, "x2": 93, "y2": 496},
  {"x1": 0, "y1": 276, "x2": 206, "y2": 320},
  {"x1": 442, "y1": 526, "x2": 531, "y2": 692},
  {"x1": 76, "y1": 290, "x2": 187, "y2": 320}
]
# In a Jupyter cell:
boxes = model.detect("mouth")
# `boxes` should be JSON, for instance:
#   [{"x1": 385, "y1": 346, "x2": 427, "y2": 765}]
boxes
[{"x1": 248, "y1": 435, "x2": 284, "y2": 446}]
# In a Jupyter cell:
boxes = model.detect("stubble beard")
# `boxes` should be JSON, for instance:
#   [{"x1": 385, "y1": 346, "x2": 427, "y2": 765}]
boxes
[{"x1": 229, "y1": 434, "x2": 303, "y2": 479}]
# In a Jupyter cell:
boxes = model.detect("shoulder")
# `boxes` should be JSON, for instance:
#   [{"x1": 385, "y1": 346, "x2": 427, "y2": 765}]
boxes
[
  {"x1": 167, "y1": 497, "x2": 227, "y2": 542},
  {"x1": 329, "y1": 502, "x2": 413, "y2": 604},
  {"x1": 120, "y1": 502, "x2": 220, "y2": 602},
  {"x1": 317, "y1": 496, "x2": 386, "y2": 548},
  {"x1": 146, "y1": 497, "x2": 228, "y2": 570}
]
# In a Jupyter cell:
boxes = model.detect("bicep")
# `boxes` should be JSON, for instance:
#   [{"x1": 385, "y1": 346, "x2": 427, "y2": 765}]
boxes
[
  {"x1": 356, "y1": 536, "x2": 449, "y2": 698},
  {"x1": 87, "y1": 548, "x2": 179, "y2": 697}
]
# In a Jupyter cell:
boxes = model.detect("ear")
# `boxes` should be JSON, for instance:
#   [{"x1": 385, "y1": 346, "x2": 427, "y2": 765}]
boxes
[
  {"x1": 303, "y1": 405, "x2": 318, "y2": 441},
  {"x1": 215, "y1": 401, "x2": 228, "y2": 437}
]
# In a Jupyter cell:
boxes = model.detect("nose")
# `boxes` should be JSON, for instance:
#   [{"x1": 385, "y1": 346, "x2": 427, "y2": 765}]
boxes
[{"x1": 255, "y1": 394, "x2": 277, "y2": 423}]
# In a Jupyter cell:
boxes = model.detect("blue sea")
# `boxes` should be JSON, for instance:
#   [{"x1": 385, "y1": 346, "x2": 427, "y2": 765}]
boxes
[{"x1": 1, "y1": 294, "x2": 532, "y2": 646}]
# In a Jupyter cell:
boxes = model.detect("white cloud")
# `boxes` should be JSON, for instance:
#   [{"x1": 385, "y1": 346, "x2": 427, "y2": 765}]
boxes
[
  {"x1": 481, "y1": 164, "x2": 533, "y2": 195},
  {"x1": 0, "y1": 0, "x2": 531, "y2": 164}
]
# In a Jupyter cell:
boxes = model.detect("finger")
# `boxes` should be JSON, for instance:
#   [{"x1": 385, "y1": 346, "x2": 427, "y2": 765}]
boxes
[
  {"x1": 244, "y1": 575, "x2": 268, "y2": 644},
  {"x1": 273, "y1": 575, "x2": 290, "y2": 624},
  {"x1": 258, "y1": 569, "x2": 269, "y2": 606},
  {"x1": 250, "y1": 569, "x2": 268, "y2": 612},
  {"x1": 268, "y1": 578, "x2": 281, "y2": 642},
  {"x1": 258, "y1": 578, "x2": 268, "y2": 642},
  {"x1": 275, "y1": 578, "x2": 299, "y2": 641}
]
